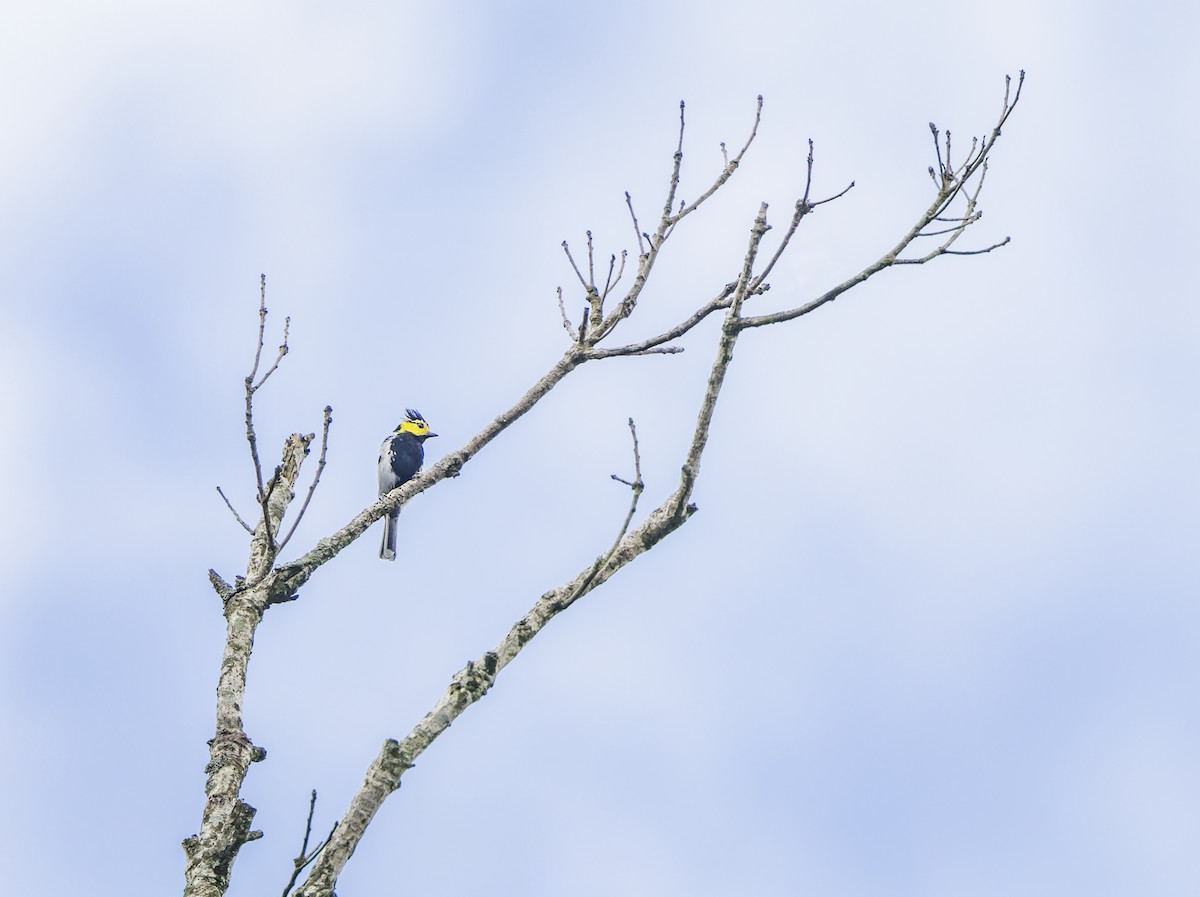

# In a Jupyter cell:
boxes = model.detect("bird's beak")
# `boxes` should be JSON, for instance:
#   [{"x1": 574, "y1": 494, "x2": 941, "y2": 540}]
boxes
[{"x1": 427, "y1": 432, "x2": 438, "y2": 438}]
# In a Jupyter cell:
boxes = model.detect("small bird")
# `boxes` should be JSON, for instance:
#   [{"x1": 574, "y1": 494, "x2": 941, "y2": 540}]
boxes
[{"x1": 378, "y1": 408, "x2": 437, "y2": 561}]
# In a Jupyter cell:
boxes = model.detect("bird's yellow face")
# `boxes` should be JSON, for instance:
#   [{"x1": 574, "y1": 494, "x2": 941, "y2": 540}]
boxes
[
  {"x1": 398, "y1": 413, "x2": 435, "y2": 437},
  {"x1": 399, "y1": 419, "x2": 431, "y2": 436}
]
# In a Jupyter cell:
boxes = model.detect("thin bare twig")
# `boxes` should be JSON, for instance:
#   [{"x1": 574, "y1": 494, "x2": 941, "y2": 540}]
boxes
[
  {"x1": 556, "y1": 287, "x2": 574, "y2": 338},
  {"x1": 600, "y1": 253, "x2": 618, "y2": 301},
  {"x1": 668, "y1": 95, "x2": 763, "y2": 226},
  {"x1": 915, "y1": 215, "x2": 982, "y2": 237},
  {"x1": 278, "y1": 406, "x2": 333, "y2": 552},
  {"x1": 652, "y1": 100, "x2": 688, "y2": 250},
  {"x1": 253, "y1": 315, "x2": 291, "y2": 392},
  {"x1": 586, "y1": 230, "x2": 595, "y2": 287},
  {"x1": 561, "y1": 241, "x2": 589, "y2": 289},
  {"x1": 810, "y1": 180, "x2": 855, "y2": 208},
  {"x1": 625, "y1": 192, "x2": 646, "y2": 257},
  {"x1": 574, "y1": 417, "x2": 645, "y2": 598},
  {"x1": 939, "y1": 236, "x2": 1011, "y2": 257},
  {"x1": 244, "y1": 275, "x2": 279, "y2": 559},
  {"x1": 610, "y1": 418, "x2": 644, "y2": 488},
  {"x1": 247, "y1": 273, "x2": 269, "y2": 385},
  {"x1": 217, "y1": 486, "x2": 255, "y2": 534},
  {"x1": 281, "y1": 790, "x2": 336, "y2": 897},
  {"x1": 587, "y1": 97, "x2": 764, "y2": 346},
  {"x1": 746, "y1": 140, "x2": 857, "y2": 296}
]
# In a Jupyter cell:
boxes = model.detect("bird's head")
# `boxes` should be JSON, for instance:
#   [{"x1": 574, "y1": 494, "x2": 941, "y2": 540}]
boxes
[{"x1": 396, "y1": 408, "x2": 437, "y2": 439}]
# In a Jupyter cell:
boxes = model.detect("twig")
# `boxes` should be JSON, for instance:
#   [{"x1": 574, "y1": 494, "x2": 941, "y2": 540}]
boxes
[
  {"x1": 653, "y1": 100, "x2": 688, "y2": 249},
  {"x1": 939, "y1": 236, "x2": 1011, "y2": 256},
  {"x1": 668, "y1": 95, "x2": 763, "y2": 226},
  {"x1": 600, "y1": 254, "x2": 617, "y2": 301},
  {"x1": 244, "y1": 278, "x2": 271, "y2": 536},
  {"x1": 625, "y1": 192, "x2": 646, "y2": 257},
  {"x1": 561, "y1": 240, "x2": 589, "y2": 289},
  {"x1": 247, "y1": 274, "x2": 269, "y2": 386},
  {"x1": 279, "y1": 407, "x2": 333, "y2": 552},
  {"x1": 585, "y1": 97, "x2": 764, "y2": 347},
  {"x1": 217, "y1": 486, "x2": 255, "y2": 534},
  {"x1": 609, "y1": 418, "x2": 644, "y2": 489},
  {"x1": 253, "y1": 315, "x2": 291, "y2": 392},
  {"x1": 746, "y1": 141, "x2": 857, "y2": 296},
  {"x1": 802, "y1": 137, "x2": 815, "y2": 204},
  {"x1": 244, "y1": 274, "x2": 292, "y2": 560},
  {"x1": 747, "y1": 141, "x2": 815, "y2": 294},
  {"x1": 915, "y1": 214, "x2": 982, "y2": 237},
  {"x1": 281, "y1": 790, "x2": 336, "y2": 897},
  {"x1": 573, "y1": 418, "x2": 645, "y2": 598},
  {"x1": 556, "y1": 287, "x2": 574, "y2": 338},
  {"x1": 586, "y1": 230, "x2": 595, "y2": 287},
  {"x1": 811, "y1": 180, "x2": 855, "y2": 208}
]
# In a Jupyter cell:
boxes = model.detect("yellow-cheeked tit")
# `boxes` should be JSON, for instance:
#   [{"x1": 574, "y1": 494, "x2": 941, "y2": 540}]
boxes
[{"x1": 378, "y1": 408, "x2": 437, "y2": 560}]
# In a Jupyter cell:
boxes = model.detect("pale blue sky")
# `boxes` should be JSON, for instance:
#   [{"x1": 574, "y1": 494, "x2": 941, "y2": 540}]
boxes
[{"x1": 1, "y1": 2, "x2": 1196, "y2": 895}]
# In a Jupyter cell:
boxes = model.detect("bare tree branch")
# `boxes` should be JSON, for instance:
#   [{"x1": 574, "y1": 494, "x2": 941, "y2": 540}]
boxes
[
  {"x1": 189, "y1": 75, "x2": 1025, "y2": 897},
  {"x1": 296, "y1": 203, "x2": 776, "y2": 897},
  {"x1": 270, "y1": 101, "x2": 774, "y2": 594},
  {"x1": 184, "y1": 431, "x2": 314, "y2": 897},
  {"x1": 592, "y1": 96, "x2": 763, "y2": 343},
  {"x1": 668, "y1": 95, "x2": 763, "y2": 226},
  {"x1": 738, "y1": 72, "x2": 1023, "y2": 331}
]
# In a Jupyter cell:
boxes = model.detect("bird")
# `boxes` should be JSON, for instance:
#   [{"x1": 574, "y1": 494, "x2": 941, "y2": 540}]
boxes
[{"x1": 378, "y1": 408, "x2": 437, "y2": 560}]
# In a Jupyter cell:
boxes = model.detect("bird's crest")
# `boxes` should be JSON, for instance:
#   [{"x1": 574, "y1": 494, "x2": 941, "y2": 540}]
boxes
[{"x1": 397, "y1": 408, "x2": 435, "y2": 437}]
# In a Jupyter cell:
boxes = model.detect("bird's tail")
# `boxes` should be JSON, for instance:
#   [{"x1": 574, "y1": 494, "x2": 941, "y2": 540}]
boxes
[{"x1": 380, "y1": 511, "x2": 399, "y2": 561}]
